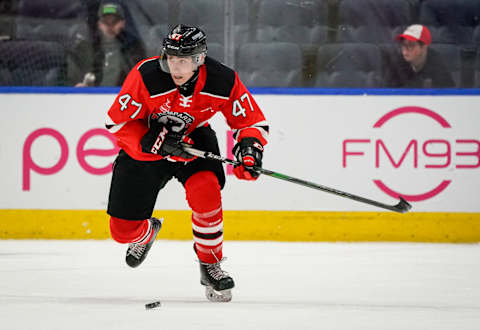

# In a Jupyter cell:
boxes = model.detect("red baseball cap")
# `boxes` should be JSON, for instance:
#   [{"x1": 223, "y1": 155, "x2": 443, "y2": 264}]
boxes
[{"x1": 395, "y1": 24, "x2": 432, "y2": 45}]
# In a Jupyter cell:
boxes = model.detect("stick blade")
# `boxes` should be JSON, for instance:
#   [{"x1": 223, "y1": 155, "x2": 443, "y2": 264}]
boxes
[{"x1": 394, "y1": 196, "x2": 412, "y2": 213}]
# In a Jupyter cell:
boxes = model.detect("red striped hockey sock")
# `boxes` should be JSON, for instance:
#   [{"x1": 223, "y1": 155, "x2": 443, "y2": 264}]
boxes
[
  {"x1": 109, "y1": 216, "x2": 153, "y2": 244},
  {"x1": 185, "y1": 171, "x2": 223, "y2": 263}
]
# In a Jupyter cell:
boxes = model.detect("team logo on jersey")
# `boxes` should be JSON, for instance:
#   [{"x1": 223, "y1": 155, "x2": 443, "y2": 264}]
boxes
[
  {"x1": 151, "y1": 111, "x2": 195, "y2": 134},
  {"x1": 179, "y1": 95, "x2": 192, "y2": 108}
]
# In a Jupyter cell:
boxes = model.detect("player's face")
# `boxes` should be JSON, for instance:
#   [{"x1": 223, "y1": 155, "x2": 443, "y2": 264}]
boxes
[
  {"x1": 400, "y1": 40, "x2": 427, "y2": 64},
  {"x1": 167, "y1": 55, "x2": 196, "y2": 86}
]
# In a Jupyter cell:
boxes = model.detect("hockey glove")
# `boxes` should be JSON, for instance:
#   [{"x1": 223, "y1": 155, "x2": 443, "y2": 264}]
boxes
[
  {"x1": 232, "y1": 137, "x2": 263, "y2": 181},
  {"x1": 140, "y1": 114, "x2": 196, "y2": 162}
]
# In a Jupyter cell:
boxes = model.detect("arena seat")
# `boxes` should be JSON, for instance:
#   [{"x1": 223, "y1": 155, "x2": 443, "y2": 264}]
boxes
[
  {"x1": 256, "y1": 24, "x2": 328, "y2": 47},
  {"x1": 419, "y1": 0, "x2": 480, "y2": 46},
  {"x1": 179, "y1": 0, "x2": 250, "y2": 46},
  {"x1": 236, "y1": 42, "x2": 303, "y2": 87},
  {"x1": 337, "y1": 0, "x2": 414, "y2": 43},
  {"x1": 316, "y1": 71, "x2": 382, "y2": 88},
  {"x1": 206, "y1": 43, "x2": 225, "y2": 63},
  {"x1": 179, "y1": 0, "x2": 225, "y2": 45},
  {"x1": 0, "y1": 68, "x2": 14, "y2": 86},
  {"x1": 474, "y1": 26, "x2": 480, "y2": 47},
  {"x1": 429, "y1": 44, "x2": 462, "y2": 87},
  {"x1": 15, "y1": 0, "x2": 88, "y2": 45},
  {"x1": 473, "y1": 50, "x2": 480, "y2": 87},
  {"x1": 17, "y1": 0, "x2": 86, "y2": 18},
  {"x1": 254, "y1": 0, "x2": 329, "y2": 86},
  {"x1": 313, "y1": 43, "x2": 384, "y2": 88},
  {"x1": 144, "y1": 24, "x2": 169, "y2": 57},
  {"x1": 124, "y1": 0, "x2": 168, "y2": 30},
  {"x1": 255, "y1": 0, "x2": 328, "y2": 45},
  {"x1": 0, "y1": 13, "x2": 15, "y2": 39},
  {"x1": 0, "y1": 40, "x2": 66, "y2": 86}
]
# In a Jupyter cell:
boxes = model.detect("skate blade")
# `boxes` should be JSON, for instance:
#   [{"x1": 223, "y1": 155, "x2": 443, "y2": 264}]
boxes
[{"x1": 205, "y1": 286, "x2": 232, "y2": 302}]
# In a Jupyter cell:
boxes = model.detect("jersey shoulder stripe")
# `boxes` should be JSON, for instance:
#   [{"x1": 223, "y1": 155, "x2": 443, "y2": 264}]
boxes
[
  {"x1": 137, "y1": 57, "x2": 176, "y2": 96},
  {"x1": 202, "y1": 56, "x2": 236, "y2": 98}
]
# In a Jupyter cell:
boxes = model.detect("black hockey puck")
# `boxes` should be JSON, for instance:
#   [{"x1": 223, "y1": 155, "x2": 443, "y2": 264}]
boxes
[{"x1": 145, "y1": 301, "x2": 161, "y2": 309}]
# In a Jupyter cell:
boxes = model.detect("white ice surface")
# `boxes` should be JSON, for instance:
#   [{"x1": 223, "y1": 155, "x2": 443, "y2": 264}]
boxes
[{"x1": 0, "y1": 240, "x2": 479, "y2": 330}]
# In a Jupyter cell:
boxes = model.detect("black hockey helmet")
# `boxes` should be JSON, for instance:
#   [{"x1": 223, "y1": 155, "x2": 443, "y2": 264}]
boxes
[{"x1": 159, "y1": 24, "x2": 207, "y2": 73}]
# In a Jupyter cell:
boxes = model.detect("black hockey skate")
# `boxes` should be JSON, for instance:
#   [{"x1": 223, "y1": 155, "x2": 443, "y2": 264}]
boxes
[
  {"x1": 125, "y1": 217, "x2": 163, "y2": 268},
  {"x1": 198, "y1": 260, "x2": 235, "y2": 302}
]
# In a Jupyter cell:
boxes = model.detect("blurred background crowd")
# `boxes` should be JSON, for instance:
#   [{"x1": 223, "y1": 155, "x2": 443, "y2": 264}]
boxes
[{"x1": 0, "y1": 0, "x2": 479, "y2": 88}]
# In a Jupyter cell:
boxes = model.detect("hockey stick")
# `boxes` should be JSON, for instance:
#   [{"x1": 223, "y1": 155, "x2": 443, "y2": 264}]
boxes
[{"x1": 182, "y1": 145, "x2": 412, "y2": 213}]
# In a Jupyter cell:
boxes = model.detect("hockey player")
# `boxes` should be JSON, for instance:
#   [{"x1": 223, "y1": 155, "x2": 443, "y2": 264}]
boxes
[{"x1": 105, "y1": 24, "x2": 268, "y2": 302}]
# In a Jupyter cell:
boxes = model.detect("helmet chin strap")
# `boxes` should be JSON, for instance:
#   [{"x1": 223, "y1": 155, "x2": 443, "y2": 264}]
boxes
[{"x1": 178, "y1": 69, "x2": 199, "y2": 96}]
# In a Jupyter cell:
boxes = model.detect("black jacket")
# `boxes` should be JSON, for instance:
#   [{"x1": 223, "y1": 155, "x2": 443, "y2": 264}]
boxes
[{"x1": 385, "y1": 48, "x2": 455, "y2": 88}]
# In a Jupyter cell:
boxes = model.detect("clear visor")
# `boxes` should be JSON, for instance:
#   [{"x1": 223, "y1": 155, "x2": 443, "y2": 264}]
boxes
[{"x1": 159, "y1": 50, "x2": 206, "y2": 74}]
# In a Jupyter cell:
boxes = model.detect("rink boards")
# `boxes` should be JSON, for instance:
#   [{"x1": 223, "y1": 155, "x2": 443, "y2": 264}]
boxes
[
  {"x1": 1, "y1": 209, "x2": 479, "y2": 242},
  {"x1": 1, "y1": 90, "x2": 480, "y2": 241}
]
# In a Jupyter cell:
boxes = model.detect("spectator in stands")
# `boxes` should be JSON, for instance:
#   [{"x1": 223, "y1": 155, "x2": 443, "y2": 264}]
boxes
[
  {"x1": 385, "y1": 24, "x2": 455, "y2": 88},
  {"x1": 74, "y1": 1, "x2": 145, "y2": 86}
]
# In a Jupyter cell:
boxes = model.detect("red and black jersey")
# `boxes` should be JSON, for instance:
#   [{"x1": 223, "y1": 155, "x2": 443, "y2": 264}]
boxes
[{"x1": 106, "y1": 56, "x2": 269, "y2": 161}]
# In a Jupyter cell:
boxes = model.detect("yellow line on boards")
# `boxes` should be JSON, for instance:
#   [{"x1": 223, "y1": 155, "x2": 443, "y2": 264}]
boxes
[{"x1": 0, "y1": 209, "x2": 479, "y2": 242}]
